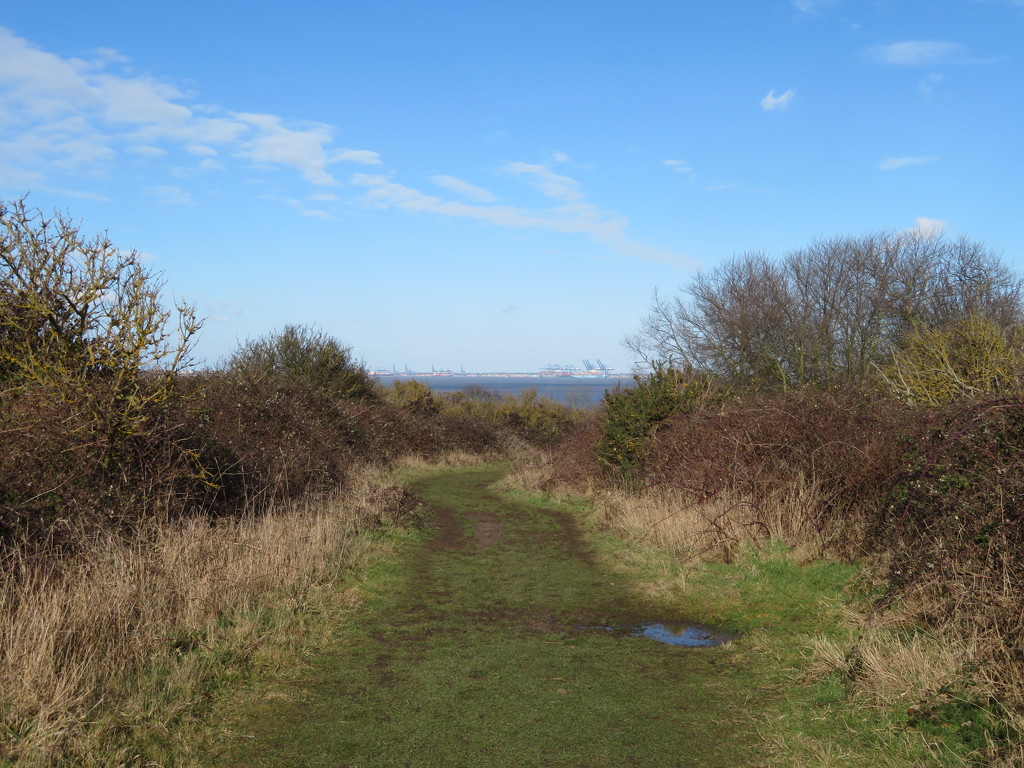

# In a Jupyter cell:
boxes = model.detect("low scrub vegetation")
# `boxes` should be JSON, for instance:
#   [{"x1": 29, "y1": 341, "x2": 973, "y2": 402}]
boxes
[{"x1": 381, "y1": 377, "x2": 585, "y2": 446}]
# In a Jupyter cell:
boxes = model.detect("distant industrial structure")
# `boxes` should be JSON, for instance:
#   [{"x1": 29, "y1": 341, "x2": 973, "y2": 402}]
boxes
[
  {"x1": 369, "y1": 359, "x2": 616, "y2": 378},
  {"x1": 538, "y1": 359, "x2": 613, "y2": 378}
]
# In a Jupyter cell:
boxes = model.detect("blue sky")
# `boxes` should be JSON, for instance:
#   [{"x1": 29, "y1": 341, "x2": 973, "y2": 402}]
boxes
[{"x1": 1, "y1": 0, "x2": 1020, "y2": 373}]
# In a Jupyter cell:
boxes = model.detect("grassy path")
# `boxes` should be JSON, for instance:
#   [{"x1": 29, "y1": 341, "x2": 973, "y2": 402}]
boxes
[{"x1": 209, "y1": 466, "x2": 770, "y2": 767}]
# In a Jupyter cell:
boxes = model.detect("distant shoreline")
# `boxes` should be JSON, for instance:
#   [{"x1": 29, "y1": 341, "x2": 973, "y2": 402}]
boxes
[
  {"x1": 370, "y1": 372, "x2": 627, "y2": 379},
  {"x1": 372, "y1": 374, "x2": 635, "y2": 407}
]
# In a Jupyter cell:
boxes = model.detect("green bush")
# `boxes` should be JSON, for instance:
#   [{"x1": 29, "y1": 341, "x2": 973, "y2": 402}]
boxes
[
  {"x1": 497, "y1": 388, "x2": 574, "y2": 443},
  {"x1": 225, "y1": 324, "x2": 376, "y2": 400},
  {"x1": 879, "y1": 314, "x2": 1024, "y2": 405},
  {"x1": 597, "y1": 366, "x2": 716, "y2": 483},
  {"x1": 385, "y1": 382, "x2": 578, "y2": 445},
  {"x1": 383, "y1": 379, "x2": 440, "y2": 412}
]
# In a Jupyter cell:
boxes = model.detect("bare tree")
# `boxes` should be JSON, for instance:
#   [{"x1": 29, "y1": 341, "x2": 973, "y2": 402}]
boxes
[{"x1": 625, "y1": 230, "x2": 1022, "y2": 389}]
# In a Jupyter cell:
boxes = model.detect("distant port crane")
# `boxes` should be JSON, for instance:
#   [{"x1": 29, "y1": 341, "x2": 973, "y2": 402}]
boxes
[{"x1": 540, "y1": 359, "x2": 614, "y2": 377}]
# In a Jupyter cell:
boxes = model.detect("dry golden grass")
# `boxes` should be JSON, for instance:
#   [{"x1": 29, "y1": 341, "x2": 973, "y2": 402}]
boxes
[
  {"x1": 393, "y1": 449, "x2": 486, "y2": 471},
  {"x1": 577, "y1": 474, "x2": 834, "y2": 564},
  {"x1": 0, "y1": 463, "x2": 415, "y2": 767},
  {"x1": 504, "y1": 444, "x2": 850, "y2": 565},
  {"x1": 807, "y1": 626, "x2": 976, "y2": 706},
  {"x1": 761, "y1": 722, "x2": 949, "y2": 768}
]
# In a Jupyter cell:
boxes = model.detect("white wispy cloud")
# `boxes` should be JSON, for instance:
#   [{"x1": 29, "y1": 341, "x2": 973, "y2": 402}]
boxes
[
  {"x1": 0, "y1": 119, "x2": 114, "y2": 174},
  {"x1": 0, "y1": 27, "x2": 378, "y2": 191},
  {"x1": 792, "y1": 0, "x2": 837, "y2": 14},
  {"x1": 552, "y1": 151, "x2": 570, "y2": 163},
  {"x1": 761, "y1": 89, "x2": 795, "y2": 111},
  {"x1": 908, "y1": 217, "x2": 947, "y2": 238},
  {"x1": 232, "y1": 112, "x2": 341, "y2": 186},
  {"x1": 431, "y1": 174, "x2": 497, "y2": 202},
  {"x1": 351, "y1": 172, "x2": 687, "y2": 266},
  {"x1": 333, "y1": 149, "x2": 381, "y2": 165},
  {"x1": 504, "y1": 162, "x2": 583, "y2": 201},
  {"x1": 662, "y1": 160, "x2": 693, "y2": 174},
  {"x1": 866, "y1": 41, "x2": 969, "y2": 66},
  {"x1": 880, "y1": 156, "x2": 936, "y2": 170}
]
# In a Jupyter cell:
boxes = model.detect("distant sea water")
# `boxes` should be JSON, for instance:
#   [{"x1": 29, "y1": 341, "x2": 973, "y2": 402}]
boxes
[{"x1": 374, "y1": 375, "x2": 635, "y2": 407}]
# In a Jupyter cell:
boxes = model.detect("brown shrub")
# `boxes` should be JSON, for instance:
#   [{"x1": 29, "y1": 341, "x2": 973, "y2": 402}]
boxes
[
  {"x1": 174, "y1": 373, "x2": 503, "y2": 517},
  {"x1": 531, "y1": 389, "x2": 924, "y2": 556},
  {"x1": 522, "y1": 415, "x2": 605, "y2": 491},
  {"x1": 642, "y1": 389, "x2": 921, "y2": 552},
  {"x1": 0, "y1": 379, "x2": 210, "y2": 544},
  {"x1": 178, "y1": 373, "x2": 364, "y2": 510}
]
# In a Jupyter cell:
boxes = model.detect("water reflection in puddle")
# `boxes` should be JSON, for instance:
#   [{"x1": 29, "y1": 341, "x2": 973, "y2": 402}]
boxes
[
  {"x1": 576, "y1": 620, "x2": 737, "y2": 647},
  {"x1": 633, "y1": 621, "x2": 737, "y2": 647}
]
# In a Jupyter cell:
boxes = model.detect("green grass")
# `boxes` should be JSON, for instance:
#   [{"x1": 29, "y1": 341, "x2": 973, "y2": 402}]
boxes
[{"x1": 204, "y1": 466, "x2": 957, "y2": 767}]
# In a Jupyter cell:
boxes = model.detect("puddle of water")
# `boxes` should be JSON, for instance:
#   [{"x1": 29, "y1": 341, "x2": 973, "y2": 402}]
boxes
[
  {"x1": 575, "y1": 620, "x2": 737, "y2": 647},
  {"x1": 632, "y1": 621, "x2": 737, "y2": 647}
]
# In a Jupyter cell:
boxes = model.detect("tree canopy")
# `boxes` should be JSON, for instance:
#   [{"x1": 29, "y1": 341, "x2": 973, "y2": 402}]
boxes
[{"x1": 625, "y1": 231, "x2": 1022, "y2": 390}]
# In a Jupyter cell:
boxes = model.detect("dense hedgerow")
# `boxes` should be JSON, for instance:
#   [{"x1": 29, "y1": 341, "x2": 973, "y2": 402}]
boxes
[
  {"x1": 162, "y1": 367, "x2": 510, "y2": 519},
  {"x1": 540, "y1": 386, "x2": 923, "y2": 551},
  {"x1": 1, "y1": 198, "x2": 202, "y2": 542},
  {"x1": 876, "y1": 400, "x2": 1024, "y2": 704}
]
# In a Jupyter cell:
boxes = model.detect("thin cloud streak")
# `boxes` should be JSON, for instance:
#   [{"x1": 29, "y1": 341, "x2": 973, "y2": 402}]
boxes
[
  {"x1": 352, "y1": 172, "x2": 689, "y2": 266},
  {"x1": 504, "y1": 162, "x2": 584, "y2": 201},
  {"x1": 431, "y1": 174, "x2": 497, "y2": 202},
  {"x1": 880, "y1": 156, "x2": 937, "y2": 170},
  {"x1": 761, "y1": 89, "x2": 795, "y2": 111},
  {"x1": 866, "y1": 40, "x2": 971, "y2": 66},
  {"x1": 662, "y1": 159, "x2": 693, "y2": 174}
]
